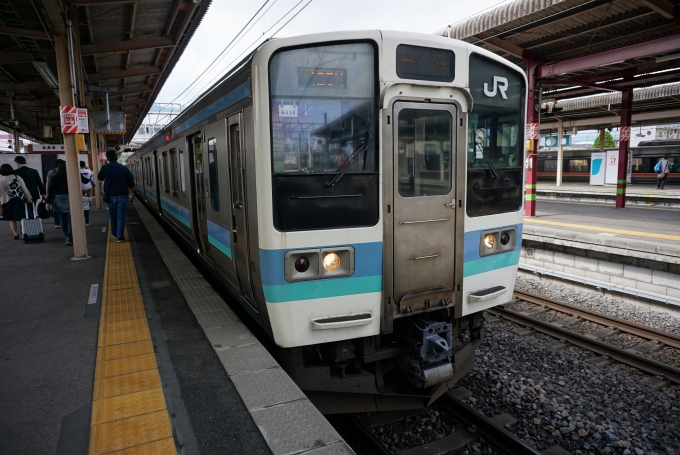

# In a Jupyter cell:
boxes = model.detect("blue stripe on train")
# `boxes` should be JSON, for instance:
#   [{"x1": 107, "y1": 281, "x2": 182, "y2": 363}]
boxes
[
  {"x1": 259, "y1": 242, "x2": 383, "y2": 303},
  {"x1": 463, "y1": 224, "x2": 523, "y2": 277}
]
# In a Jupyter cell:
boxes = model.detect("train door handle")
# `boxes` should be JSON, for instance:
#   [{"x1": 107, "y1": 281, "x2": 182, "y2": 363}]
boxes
[
  {"x1": 205, "y1": 178, "x2": 209, "y2": 198},
  {"x1": 445, "y1": 199, "x2": 455, "y2": 208}
]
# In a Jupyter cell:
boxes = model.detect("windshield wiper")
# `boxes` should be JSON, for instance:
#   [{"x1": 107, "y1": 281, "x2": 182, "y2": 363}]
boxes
[
  {"x1": 325, "y1": 143, "x2": 369, "y2": 187},
  {"x1": 325, "y1": 124, "x2": 370, "y2": 187},
  {"x1": 473, "y1": 123, "x2": 501, "y2": 180}
]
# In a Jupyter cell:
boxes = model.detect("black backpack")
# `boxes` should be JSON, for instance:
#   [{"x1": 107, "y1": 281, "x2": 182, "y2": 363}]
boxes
[{"x1": 8, "y1": 176, "x2": 26, "y2": 201}]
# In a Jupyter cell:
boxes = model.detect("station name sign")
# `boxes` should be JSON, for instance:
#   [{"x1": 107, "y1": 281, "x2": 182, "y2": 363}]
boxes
[{"x1": 60, "y1": 106, "x2": 89, "y2": 134}]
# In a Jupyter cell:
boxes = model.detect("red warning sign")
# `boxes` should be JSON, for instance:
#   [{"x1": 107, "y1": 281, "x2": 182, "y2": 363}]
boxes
[
  {"x1": 620, "y1": 126, "x2": 631, "y2": 142},
  {"x1": 526, "y1": 123, "x2": 539, "y2": 140},
  {"x1": 60, "y1": 106, "x2": 89, "y2": 134}
]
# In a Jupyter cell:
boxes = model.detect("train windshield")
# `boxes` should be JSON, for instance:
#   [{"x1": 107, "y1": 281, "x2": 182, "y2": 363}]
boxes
[
  {"x1": 268, "y1": 42, "x2": 379, "y2": 231},
  {"x1": 269, "y1": 42, "x2": 376, "y2": 176},
  {"x1": 466, "y1": 53, "x2": 525, "y2": 217}
]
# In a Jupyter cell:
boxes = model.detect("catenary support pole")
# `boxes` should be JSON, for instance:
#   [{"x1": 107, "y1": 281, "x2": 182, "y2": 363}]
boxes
[
  {"x1": 616, "y1": 90, "x2": 633, "y2": 208},
  {"x1": 524, "y1": 59, "x2": 538, "y2": 216},
  {"x1": 89, "y1": 113, "x2": 102, "y2": 209},
  {"x1": 55, "y1": 33, "x2": 88, "y2": 258},
  {"x1": 556, "y1": 118, "x2": 564, "y2": 187}
]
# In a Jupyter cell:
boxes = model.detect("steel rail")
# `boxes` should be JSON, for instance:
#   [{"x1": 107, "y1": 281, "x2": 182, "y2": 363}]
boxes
[
  {"x1": 439, "y1": 393, "x2": 543, "y2": 455},
  {"x1": 335, "y1": 415, "x2": 394, "y2": 455},
  {"x1": 514, "y1": 290, "x2": 680, "y2": 349},
  {"x1": 489, "y1": 306, "x2": 680, "y2": 384}
]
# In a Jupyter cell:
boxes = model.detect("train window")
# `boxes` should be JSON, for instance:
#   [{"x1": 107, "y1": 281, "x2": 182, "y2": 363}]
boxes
[
  {"x1": 466, "y1": 53, "x2": 525, "y2": 217},
  {"x1": 568, "y1": 159, "x2": 589, "y2": 172},
  {"x1": 269, "y1": 41, "x2": 379, "y2": 231},
  {"x1": 229, "y1": 124, "x2": 243, "y2": 208},
  {"x1": 169, "y1": 148, "x2": 179, "y2": 196},
  {"x1": 269, "y1": 42, "x2": 377, "y2": 175},
  {"x1": 397, "y1": 109, "x2": 451, "y2": 197},
  {"x1": 208, "y1": 138, "x2": 219, "y2": 211},
  {"x1": 179, "y1": 148, "x2": 186, "y2": 197},
  {"x1": 543, "y1": 159, "x2": 558, "y2": 172},
  {"x1": 162, "y1": 152, "x2": 170, "y2": 193}
]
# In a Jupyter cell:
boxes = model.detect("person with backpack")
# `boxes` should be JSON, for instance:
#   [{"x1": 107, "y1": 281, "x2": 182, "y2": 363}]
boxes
[
  {"x1": 0, "y1": 163, "x2": 33, "y2": 239},
  {"x1": 98, "y1": 150, "x2": 134, "y2": 242},
  {"x1": 80, "y1": 160, "x2": 94, "y2": 196},
  {"x1": 655, "y1": 154, "x2": 671, "y2": 190},
  {"x1": 45, "y1": 161, "x2": 72, "y2": 245}
]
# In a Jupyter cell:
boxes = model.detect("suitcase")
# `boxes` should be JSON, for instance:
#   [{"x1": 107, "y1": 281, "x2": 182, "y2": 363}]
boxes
[{"x1": 21, "y1": 202, "x2": 45, "y2": 243}]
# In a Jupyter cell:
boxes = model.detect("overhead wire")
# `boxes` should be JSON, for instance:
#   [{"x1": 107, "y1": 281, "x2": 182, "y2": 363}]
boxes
[{"x1": 152, "y1": 0, "x2": 314, "y2": 127}]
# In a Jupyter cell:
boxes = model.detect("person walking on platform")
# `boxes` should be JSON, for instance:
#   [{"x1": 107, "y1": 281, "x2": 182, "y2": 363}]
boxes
[
  {"x1": 82, "y1": 193, "x2": 93, "y2": 226},
  {"x1": 98, "y1": 150, "x2": 134, "y2": 243},
  {"x1": 45, "y1": 159, "x2": 64, "y2": 229},
  {"x1": 45, "y1": 161, "x2": 73, "y2": 245},
  {"x1": 0, "y1": 163, "x2": 33, "y2": 239},
  {"x1": 656, "y1": 154, "x2": 671, "y2": 190},
  {"x1": 80, "y1": 160, "x2": 94, "y2": 196},
  {"x1": 14, "y1": 156, "x2": 45, "y2": 219}
]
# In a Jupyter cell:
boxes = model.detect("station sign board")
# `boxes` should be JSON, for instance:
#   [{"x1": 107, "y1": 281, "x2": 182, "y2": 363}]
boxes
[
  {"x1": 526, "y1": 123, "x2": 539, "y2": 140},
  {"x1": 589, "y1": 152, "x2": 605, "y2": 186},
  {"x1": 94, "y1": 111, "x2": 126, "y2": 134},
  {"x1": 620, "y1": 126, "x2": 631, "y2": 142},
  {"x1": 60, "y1": 106, "x2": 89, "y2": 134},
  {"x1": 605, "y1": 150, "x2": 619, "y2": 185}
]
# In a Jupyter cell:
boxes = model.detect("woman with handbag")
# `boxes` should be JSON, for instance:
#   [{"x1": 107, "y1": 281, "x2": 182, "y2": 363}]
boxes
[
  {"x1": 0, "y1": 163, "x2": 33, "y2": 239},
  {"x1": 45, "y1": 161, "x2": 73, "y2": 245}
]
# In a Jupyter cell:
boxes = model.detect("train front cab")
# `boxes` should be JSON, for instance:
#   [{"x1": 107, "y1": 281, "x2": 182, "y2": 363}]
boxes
[{"x1": 251, "y1": 31, "x2": 526, "y2": 411}]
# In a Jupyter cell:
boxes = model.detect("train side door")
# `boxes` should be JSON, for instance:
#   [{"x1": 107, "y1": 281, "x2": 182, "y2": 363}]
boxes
[
  {"x1": 188, "y1": 132, "x2": 212, "y2": 260},
  {"x1": 392, "y1": 102, "x2": 456, "y2": 307},
  {"x1": 153, "y1": 151, "x2": 162, "y2": 214},
  {"x1": 227, "y1": 113, "x2": 257, "y2": 309}
]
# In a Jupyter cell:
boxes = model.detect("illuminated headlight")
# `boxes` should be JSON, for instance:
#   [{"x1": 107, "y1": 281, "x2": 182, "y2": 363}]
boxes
[
  {"x1": 479, "y1": 227, "x2": 517, "y2": 257},
  {"x1": 322, "y1": 252, "x2": 341, "y2": 272},
  {"x1": 483, "y1": 234, "x2": 496, "y2": 249}
]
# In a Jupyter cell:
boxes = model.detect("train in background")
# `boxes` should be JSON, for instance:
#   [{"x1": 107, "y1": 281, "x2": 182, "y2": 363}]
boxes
[
  {"x1": 537, "y1": 141, "x2": 680, "y2": 184},
  {"x1": 130, "y1": 30, "x2": 526, "y2": 413}
]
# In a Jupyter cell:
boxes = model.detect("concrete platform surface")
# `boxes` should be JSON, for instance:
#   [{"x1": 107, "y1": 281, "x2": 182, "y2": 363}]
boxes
[
  {"x1": 0, "y1": 212, "x2": 106, "y2": 455},
  {"x1": 529, "y1": 200, "x2": 680, "y2": 244},
  {"x1": 536, "y1": 182, "x2": 680, "y2": 208}
]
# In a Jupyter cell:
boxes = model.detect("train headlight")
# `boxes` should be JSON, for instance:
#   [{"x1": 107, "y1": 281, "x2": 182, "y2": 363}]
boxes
[
  {"x1": 295, "y1": 257, "x2": 310, "y2": 272},
  {"x1": 322, "y1": 253, "x2": 341, "y2": 272},
  {"x1": 500, "y1": 232, "x2": 510, "y2": 246},
  {"x1": 483, "y1": 234, "x2": 496, "y2": 250}
]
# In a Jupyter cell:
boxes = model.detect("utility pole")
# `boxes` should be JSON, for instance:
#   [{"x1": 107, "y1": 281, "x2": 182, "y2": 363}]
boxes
[{"x1": 55, "y1": 32, "x2": 89, "y2": 259}]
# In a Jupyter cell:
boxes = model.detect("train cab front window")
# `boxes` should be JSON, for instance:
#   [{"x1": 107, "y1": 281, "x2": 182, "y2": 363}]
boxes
[
  {"x1": 269, "y1": 41, "x2": 378, "y2": 231},
  {"x1": 466, "y1": 53, "x2": 525, "y2": 217}
]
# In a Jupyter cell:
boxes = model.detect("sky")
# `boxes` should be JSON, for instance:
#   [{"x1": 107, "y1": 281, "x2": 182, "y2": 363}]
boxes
[{"x1": 152, "y1": 0, "x2": 514, "y2": 112}]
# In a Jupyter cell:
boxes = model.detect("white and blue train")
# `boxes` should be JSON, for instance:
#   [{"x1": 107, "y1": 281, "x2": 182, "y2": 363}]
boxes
[{"x1": 130, "y1": 30, "x2": 526, "y2": 413}]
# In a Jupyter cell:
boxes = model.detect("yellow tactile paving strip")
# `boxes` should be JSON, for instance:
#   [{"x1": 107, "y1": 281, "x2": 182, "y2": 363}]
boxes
[{"x1": 89, "y1": 230, "x2": 176, "y2": 455}]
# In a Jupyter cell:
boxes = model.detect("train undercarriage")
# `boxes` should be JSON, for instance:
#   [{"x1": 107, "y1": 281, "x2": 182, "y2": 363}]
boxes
[{"x1": 277, "y1": 312, "x2": 485, "y2": 414}]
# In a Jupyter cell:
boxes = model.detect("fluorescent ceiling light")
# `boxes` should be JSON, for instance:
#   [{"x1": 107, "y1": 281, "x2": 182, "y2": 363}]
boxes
[{"x1": 32, "y1": 62, "x2": 58, "y2": 89}]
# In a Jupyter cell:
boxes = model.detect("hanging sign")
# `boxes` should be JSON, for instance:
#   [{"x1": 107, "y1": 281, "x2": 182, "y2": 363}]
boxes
[
  {"x1": 620, "y1": 126, "x2": 631, "y2": 142},
  {"x1": 525, "y1": 123, "x2": 538, "y2": 140},
  {"x1": 60, "y1": 106, "x2": 89, "y2": 134},
  {"x1": 98, "y1": 152, "x2": 106, "y2": 161}
]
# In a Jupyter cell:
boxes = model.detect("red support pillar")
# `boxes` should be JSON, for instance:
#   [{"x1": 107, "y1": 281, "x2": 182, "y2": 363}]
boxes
[
  {"x1": 616, "y1": 89, "x2": 633, "y2": 208},
  {"x1": 524, "y1": 59, "x2": 539, "y2": 217}
]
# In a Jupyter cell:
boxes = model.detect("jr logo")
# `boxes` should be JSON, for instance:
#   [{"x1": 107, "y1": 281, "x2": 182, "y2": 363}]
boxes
[{"x1": 483, "y1": 76, "x2": 509, "y2": 99}]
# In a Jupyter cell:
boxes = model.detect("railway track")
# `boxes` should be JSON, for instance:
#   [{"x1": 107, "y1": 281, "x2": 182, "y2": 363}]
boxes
[
  {"x1": 340, "y1": 392, "x2": 542, "y2": 455},
  {"x1": 487, "y1": 290, "x2": 680, "y2": 384}
]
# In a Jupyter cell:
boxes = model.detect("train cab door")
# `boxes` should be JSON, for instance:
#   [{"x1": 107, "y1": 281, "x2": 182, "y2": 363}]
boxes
[
  {"x1": 188, "y1": 132, "x2": 212, "y2": 261},
  {"x1": 153, "y1": 151, "x2": 162, "y2": 214},
  {"x1": 392, "y1": 102, "x2": 457, "y2": 308},
  {"x1": 227, "y1": 113, "x2": 257, "y2": 310}
]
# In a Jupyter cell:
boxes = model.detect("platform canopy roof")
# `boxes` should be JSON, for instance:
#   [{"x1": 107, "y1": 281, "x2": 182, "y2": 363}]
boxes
[
  {"x1": 436, "y1": 0, "x2": 680, "y2": 129},
  {"x1": 0, "y1": 0, "x2": 210, "y2": 146}
]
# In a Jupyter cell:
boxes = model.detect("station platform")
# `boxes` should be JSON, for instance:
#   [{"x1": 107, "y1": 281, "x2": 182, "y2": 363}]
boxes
[
  {"x1": 521, "y1": 200, "x2": 680, "y2": 307},
  {"x1": 0, "y1": 204, "x2": 353, "y2": 455},
  {"x1": 536, "y1": 182, "x2": 680, "y2": 208}
]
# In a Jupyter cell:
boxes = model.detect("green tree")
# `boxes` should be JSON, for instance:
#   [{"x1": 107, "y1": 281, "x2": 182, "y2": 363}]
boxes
[{"x1": 592, "y1": 131, "x2": 616, "y2": 149}]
